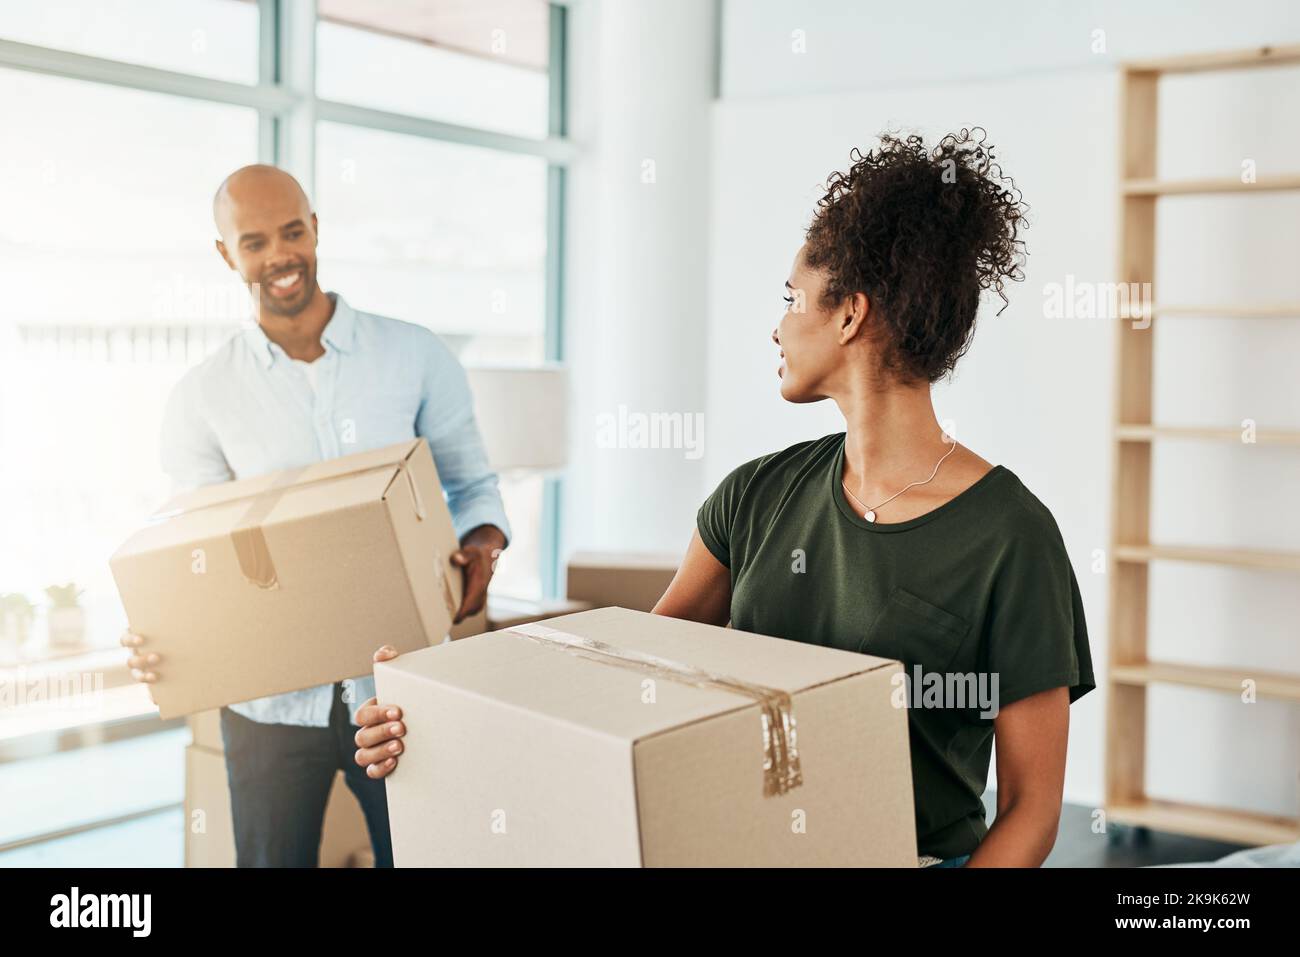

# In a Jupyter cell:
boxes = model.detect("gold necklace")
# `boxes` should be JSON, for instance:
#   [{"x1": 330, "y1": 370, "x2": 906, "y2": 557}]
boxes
[{"x1": 841, "y1": 437, "x2": 958, "y2": 523}]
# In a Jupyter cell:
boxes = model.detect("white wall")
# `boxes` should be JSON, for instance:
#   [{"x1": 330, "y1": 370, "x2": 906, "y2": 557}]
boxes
[
  {"x1": 561, "y1": 0, "x2": 717, "y2": 558},
  {"x1": 708, "y1": 1, "x2": 1300, "y2": 819},
  {"x1": 720, "y1": 0, "x2": 1300, "y2": 98}
]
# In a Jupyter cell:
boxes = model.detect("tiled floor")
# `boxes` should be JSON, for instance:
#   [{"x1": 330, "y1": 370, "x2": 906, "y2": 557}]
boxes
[
  {"x1": 0, "y1": 728, "x2": 1255, "y2": 868},
  {"x1": 1039, "y1": 797, "x2": 1247, "y2": 867}
]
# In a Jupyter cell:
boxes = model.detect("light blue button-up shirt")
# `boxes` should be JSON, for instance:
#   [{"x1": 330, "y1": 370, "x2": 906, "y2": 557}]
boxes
[{"x1": 159, "y1": 292, "x2": 510, "y2": 727}]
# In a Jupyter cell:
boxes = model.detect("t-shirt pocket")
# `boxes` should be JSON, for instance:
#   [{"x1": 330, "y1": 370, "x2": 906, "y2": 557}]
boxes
[{"x1": 859, "y1": 586, "x2": 970, "y2": 674}]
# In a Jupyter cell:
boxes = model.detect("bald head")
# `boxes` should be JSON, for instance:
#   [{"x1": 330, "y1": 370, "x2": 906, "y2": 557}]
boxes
[
  {"x1": 213, "y1": 164, "x2": 312, "y2": 237},
  {"x1": 213, "y1": 165, "x2": 321, "y2": 318}
]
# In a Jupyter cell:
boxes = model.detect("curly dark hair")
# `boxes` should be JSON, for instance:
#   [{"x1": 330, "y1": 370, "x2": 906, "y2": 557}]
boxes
[{"x1": 803, "y1": 128, "x2": 1028, "y2": 384}]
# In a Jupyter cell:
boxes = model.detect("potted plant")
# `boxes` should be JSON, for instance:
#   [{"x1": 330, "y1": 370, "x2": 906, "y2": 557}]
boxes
[
  {"x1": 45, "y1": 582, "x2": 86, "y2": 650},
  {"x1": 0, "y1": 592, "x2": 35, "y2": 659}
]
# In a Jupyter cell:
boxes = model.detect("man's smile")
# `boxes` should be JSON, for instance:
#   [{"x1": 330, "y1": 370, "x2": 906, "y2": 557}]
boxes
[{"x1": 266, "y1": 270, "x2": 304, "y2": 298}]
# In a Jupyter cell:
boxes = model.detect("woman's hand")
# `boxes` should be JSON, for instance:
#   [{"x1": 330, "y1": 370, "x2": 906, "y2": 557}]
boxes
[
  {"x1": 120, "y1": 630, "x2": 161, "y2": 683},
  {"x1": 353, "y1": 645, "x2": 406, "y2": 779}
]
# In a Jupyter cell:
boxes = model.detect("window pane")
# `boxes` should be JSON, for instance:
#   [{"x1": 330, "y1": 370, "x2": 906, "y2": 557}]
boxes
[
  {"x1": 0, "y1": 68, "x2": 258, "y2": 663},
  {"x1": 0, "y1": 0, "x2": 259, "y2": 84},
  {"x1": 317, "y1": 0, "x2": 550, "y2": 139},
  {"x1": 315, "y1": 121, "x2": 548, "y2": 363}
]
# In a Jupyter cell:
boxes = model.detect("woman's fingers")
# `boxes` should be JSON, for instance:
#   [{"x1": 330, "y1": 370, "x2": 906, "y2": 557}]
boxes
[
  {"x1": 355, "y1": 738, "x2": 403, "y2": 769},
  {"x1": 119, "y1": 631, "x2": 144, "y2": 649},
  {"x1": 372, "y1": 645, "x2": 398, "y2": 663},
  {"x1": 353, "y1": 698, "x2": 401, "y2": 727},
  {"x1": 353, "y1": 701, "x2": 407, "y2": 776},
  {"x1": 354, "y1": 720, "x2": 405, "y2": 750}
]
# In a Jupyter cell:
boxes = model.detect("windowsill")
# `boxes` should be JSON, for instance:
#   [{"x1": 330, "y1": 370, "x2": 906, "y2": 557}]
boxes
[{"x1": 0, "y1": 649, "x2": 156, "y2": 748}]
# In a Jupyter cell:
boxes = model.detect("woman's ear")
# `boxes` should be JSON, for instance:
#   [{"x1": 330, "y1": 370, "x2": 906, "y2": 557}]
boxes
[{"x1": 838, "y1": 292, "x2": 871, "y2": 344}]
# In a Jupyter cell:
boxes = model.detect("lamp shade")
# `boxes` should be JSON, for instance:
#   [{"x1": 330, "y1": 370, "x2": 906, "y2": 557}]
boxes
[{"x1": 464, "y1": 364, "x2": 568, "y2": 473}]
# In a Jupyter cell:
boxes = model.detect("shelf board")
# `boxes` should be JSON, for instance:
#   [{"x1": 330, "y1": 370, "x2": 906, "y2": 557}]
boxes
[
  {"x1": 1111, "y1": 660, "x2": 1300, "y2": 702},
  {"x1": 1117, "y1": 304, "x2": 1300, "y2": 322},
  {"x1": 1108, "y1": 798, "x2": 1300, "y2": 847},
  {"x1": 1124, "y1": 175, "x2": 1300, "y2": 196},
  {"x1": 1116, "y1": 424, "x2": 1300, "y2": 445},
  {"x1": 1114, "y1": 544, "x2": 1300, "y2": 572},
  {"x1": 1124, "y1": 44, "x2": 1300, "y2": 75},
  {"x1": 1153, "y1": 304, "x2": 1300, "y2": 319}
]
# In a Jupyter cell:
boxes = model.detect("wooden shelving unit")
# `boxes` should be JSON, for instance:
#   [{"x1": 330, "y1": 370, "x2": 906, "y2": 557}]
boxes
[{"x1": 1106, "y1": 43, "x2": 1300, "y2": 848}]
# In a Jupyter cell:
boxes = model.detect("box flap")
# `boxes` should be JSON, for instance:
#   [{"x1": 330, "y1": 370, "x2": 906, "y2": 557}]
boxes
[
  {"x1": 111, "y1": 468, "x2": 399, "y2": 560},
  {"x1": 155, "y1": 438, "x2": 422, "y2": 516},
  {"x1": 378, "y1": 606, "x2": 895, "y2": 744}
]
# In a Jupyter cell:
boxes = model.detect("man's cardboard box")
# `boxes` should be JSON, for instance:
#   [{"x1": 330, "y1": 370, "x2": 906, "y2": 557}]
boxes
[
  {"x1": 111, "y1": 439, "x2": 463, "y2": 719},
  {"x1": 376, "y1": 606, "x2": 917, "y2": 866},
  {"x1": 565, "y1": 552, "x2": 678, "y2": 613},
  {"x1": 183, "y1": 744, "x2": 370, "y2": 867}
]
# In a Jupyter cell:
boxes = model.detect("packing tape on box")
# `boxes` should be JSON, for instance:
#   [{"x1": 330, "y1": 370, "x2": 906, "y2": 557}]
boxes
[
  {"x1": 150, "y1": 456, "x2": 435, "y2": 595},
  {"x1": 503, "y1": 622, "x2": 803, "y2": 797}
]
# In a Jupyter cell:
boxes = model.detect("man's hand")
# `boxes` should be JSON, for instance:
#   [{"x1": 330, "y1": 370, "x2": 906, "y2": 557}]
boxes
[
  {"x1": 450, "y1": 524, "x2": 506, "y2": 624},
  {"x1": 354, "y1": 645, "x2": 406, "y2": 779},
  {"x1": 120, "y1": 630, "x2": 161, "y2": 684}
]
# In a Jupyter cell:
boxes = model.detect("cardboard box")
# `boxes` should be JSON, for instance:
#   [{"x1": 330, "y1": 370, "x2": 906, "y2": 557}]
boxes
[
  {"x1": 110, "y1": 439, "x2": 463, "y2": 719},
  {"x1": 376, "y1": 606, "x2": 917, "y2": 867},
  {"x1": 486, "y1": 595, "x2": 593, "y2": 631},
  {"x1": 188, "y1": 709, "x2": 224, "y2": 752},
  {"x1": 183, "y1": 744, "x2": 371, "y2": 867},
  {"x1": 565, "y1": 551, "x2": 679, "y2": 613},
  {"x1": 449, "y1": 607, "x2": 488, "y2": 641}
]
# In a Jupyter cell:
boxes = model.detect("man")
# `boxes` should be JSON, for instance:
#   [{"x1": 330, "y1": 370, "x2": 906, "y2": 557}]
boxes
[{"x1": 120, "y1": 164, "x2": 509, "y2": 867}]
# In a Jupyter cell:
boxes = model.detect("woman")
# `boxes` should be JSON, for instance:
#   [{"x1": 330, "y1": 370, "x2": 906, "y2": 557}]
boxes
[{"x1": 354, "y1": 128, "x2": 1096, "y2": 868}]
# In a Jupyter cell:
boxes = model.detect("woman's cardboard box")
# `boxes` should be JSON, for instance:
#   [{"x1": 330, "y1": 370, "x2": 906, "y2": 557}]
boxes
[{"x1": 376, "y1": 606, "x2": 917, "y2": 867}]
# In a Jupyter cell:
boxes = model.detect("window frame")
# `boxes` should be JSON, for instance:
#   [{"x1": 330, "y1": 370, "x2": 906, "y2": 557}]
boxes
[{"x1": 0, "y1": 0, "x2": 571, "y2": 597}]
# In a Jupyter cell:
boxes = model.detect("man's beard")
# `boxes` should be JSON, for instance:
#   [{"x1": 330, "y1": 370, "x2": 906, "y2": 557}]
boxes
[{"x1": 256, "y1": 260, "x2": 316, "y2": 318}]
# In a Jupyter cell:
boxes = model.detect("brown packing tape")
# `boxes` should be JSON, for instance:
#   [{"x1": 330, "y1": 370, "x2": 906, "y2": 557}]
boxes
[
  {"x1": 225, "y1": 457, "x2": 433, "y2": 592},
  {"x1": 504, "y1": 622, "x2": 803, "y2": 797},
  {"x1": 229, "y1": 465, "x2": 310, "y2": 589}
]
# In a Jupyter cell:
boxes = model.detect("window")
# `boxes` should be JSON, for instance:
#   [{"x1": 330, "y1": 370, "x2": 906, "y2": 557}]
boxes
[
  {"x1": 0, "y1": 1, "x2": 566, "y2": 679},
  {"x1": 315, "y1": 122, "x2": 549, "y2": 363},
  {"x1": 0, "y1": 0, "x2": 259, "y2": 84},
  {"x1": 0, "y1": 68, "x2": 258, "y2": 657},
  {"x1": 316, "y1": 0, "x2": 551, "y2": 139},
  {"x1": 1, "y1": 0, "x2": 567, "y2": 863}
]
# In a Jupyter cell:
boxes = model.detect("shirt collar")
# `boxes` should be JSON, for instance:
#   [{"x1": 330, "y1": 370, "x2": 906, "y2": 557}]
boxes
[
  {"x1": 242, "y1": 290, "x2": 356, "y2": 368},
  {"x1": 321, "y1": 292, "x2": 357, "y2": 354}
]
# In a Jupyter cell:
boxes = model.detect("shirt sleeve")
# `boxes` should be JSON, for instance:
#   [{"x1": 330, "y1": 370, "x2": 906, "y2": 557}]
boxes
[
  {"x1": 984, "y1": 513, "x2": 1096, "y2": 713},
  {"x1": 695, "y1": 457, "x2": 764, "y2": 569},
  {"x1": 414, "y1": 331, "x2": 512, "y2": 546},
  {"x1": 159, "y1": 371, "x2": 233, "y2": 495}
]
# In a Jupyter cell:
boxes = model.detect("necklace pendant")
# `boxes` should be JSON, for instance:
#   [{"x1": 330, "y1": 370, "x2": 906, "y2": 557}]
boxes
[{"x1": 864, "y1": 509, "x2": 876, "y2": 523}]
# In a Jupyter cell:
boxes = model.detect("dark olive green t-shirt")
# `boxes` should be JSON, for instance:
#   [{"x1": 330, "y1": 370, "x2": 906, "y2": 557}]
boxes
[{"x1": 696, "y1": 432, "x2": 1095, "y2": 859}]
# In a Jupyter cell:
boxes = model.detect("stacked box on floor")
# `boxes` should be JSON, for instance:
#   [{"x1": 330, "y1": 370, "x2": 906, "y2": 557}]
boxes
[{"x1": 183, "y1": 712, "x2": 372, "y2": 868}]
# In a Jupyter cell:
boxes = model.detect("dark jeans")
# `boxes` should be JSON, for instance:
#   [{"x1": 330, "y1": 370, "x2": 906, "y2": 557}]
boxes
[{"x1": 218, "y1": 682, "x2": 394, "y2": 868}]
